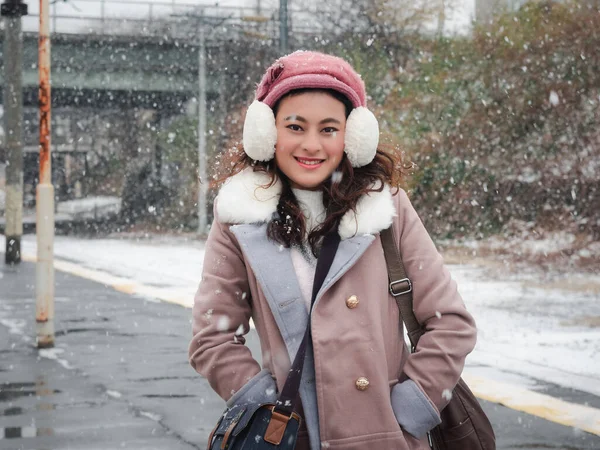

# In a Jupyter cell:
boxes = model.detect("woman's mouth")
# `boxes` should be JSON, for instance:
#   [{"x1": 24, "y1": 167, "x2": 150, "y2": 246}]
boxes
[{"x1": 295, "y1": 157, "x2": 325, "y2": 169}]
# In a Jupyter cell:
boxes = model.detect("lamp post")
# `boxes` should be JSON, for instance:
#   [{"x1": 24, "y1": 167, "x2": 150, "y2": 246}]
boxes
[
  {"x1": 36, "y1": 0, "x2": 55, "y2": 348},
  {"x1": 1, "y1": 0, "x2": 28, "y2": 265},
  {"x1": 197, "y1": 10, "x2": 207, "y2": 236},
  {"x1": 279, "y1": 0, "x2": 288, "y2": 55}
]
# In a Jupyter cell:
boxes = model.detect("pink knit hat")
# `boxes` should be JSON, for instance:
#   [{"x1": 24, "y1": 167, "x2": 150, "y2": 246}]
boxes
[
  {"x1": 256, "y1": 51, "x2": 366, "y2": 108},
  {"x1": 242, "y1": 51, "x2": 379, "y2": 168}
]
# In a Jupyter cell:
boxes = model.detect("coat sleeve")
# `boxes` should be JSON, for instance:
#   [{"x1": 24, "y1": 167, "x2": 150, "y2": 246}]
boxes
[
  {"x1": 390, "y1": 188, "x2": 477, "y2": 438},
  {"x1": 188, "y1": 203, "x2": 275, "y2": 405}
]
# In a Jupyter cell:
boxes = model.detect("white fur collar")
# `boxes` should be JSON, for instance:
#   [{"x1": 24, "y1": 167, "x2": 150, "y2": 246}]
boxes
[{"x1": 216, "y1": 168, "x2": 396, "y2": 240}]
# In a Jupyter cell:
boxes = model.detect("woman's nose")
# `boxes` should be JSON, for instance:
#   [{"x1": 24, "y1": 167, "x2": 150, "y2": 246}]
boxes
[{"x1": 302, "y1": 131, "x2": 321, "y2": 152}]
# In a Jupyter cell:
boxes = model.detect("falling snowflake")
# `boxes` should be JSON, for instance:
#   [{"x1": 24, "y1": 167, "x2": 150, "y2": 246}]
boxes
[
  {"x1": 442, "y1": 389, "x2": 453, "y2": 401},
  {"x1": 216, "y1": 315, "x2": 230, "y2": 332}
]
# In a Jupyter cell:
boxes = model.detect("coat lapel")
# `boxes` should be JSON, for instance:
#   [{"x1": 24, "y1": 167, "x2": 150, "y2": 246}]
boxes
[
  {"x1": 315, "y1": 234, "x2": 375, "y2": 308},
  {"x1": 230, "y1": 224, "x2": 308, "y2": 358}
]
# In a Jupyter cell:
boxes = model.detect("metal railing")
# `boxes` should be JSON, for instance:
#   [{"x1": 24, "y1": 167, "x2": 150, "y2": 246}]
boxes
[{"x1": 19, "y1": 0, "x2": 324, "y2": 38}]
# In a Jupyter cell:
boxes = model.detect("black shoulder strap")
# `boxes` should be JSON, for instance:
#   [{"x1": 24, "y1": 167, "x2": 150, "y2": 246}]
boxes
[
  {"x1": 380, "y1": 226, "x2": 423, "y2": 349},
  {"x1": 275, "y1": 232, "x2": 340, "y2": 415}
]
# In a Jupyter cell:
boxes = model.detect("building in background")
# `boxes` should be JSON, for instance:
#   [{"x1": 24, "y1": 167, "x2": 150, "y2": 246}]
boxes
[{"x1": 475, "y1": 0, "x2": 527, "y2": 23}]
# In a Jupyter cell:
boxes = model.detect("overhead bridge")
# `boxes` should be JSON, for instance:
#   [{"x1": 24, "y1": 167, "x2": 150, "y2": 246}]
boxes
[{"x1": 0, "y1": 31, "x2": 217, "y2": 110}]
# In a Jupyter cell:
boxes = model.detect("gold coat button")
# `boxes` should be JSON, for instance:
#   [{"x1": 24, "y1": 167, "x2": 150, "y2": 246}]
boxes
[
  {"x1": 346, "y1": 295, "x2": 359, "y2": 309},
  {"x1": 355, "y1": 377, "x2": 369, "y2": 391}
]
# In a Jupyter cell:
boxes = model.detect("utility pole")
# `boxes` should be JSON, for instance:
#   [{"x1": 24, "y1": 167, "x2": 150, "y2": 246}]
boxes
[
  {"x1": 1, "y1": 0, "x2": 28, "y2": 265},
  {"x1": 172, "y1": 10, "x2": 230, "y2": 236},
  {"x1": 279, "y1": 0, "x2": 288, "y2": 55},
  {"x1": 197, "y1": 9, "x2": 207, "y2": 236},
  {"x1": 474, "y1": 0, "x2": 496, "y2": 24},
  {"x1": 36, "y1": 0, "x2": 55, "y2": 348},
  {"x1": 437, "y1": 0, "x2": 446, "y2": 37}
]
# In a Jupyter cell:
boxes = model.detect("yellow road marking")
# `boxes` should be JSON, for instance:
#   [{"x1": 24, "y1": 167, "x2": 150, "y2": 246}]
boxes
[
  {"x1": 19, "y1": 252, "x2": 194, "y2": 309},
  {"x1": 462, "y1": 373, "x2": 600, "y2": 436},
  {"x1": 113, "y1": 284, "x2": 137, "y2": 294}
]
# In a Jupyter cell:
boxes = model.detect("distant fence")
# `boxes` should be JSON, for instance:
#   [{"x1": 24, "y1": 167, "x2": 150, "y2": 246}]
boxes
[{"x1": 17, "y1": 0, "x2": 323, "y2": 38}]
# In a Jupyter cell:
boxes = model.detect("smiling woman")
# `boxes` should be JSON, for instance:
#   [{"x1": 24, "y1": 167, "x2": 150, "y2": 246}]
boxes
[{"x1": 189, "y1": 51, "x2": 479, "y2": 450}]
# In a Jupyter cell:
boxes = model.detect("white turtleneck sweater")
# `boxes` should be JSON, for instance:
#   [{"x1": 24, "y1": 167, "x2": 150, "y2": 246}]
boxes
[{"x1": 290, "y1": 188, "x2": 326, "y2": 312}]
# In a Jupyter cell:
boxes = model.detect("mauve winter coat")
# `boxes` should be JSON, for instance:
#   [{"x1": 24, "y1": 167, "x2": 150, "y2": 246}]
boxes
[{"x1": 189, "y1": 168, "x2": 477, "y2": 450}]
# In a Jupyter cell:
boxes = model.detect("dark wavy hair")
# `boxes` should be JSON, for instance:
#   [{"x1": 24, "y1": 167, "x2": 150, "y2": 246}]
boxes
[{"x1": 214, "y1": 89, "x2": 405, "y2": 256}]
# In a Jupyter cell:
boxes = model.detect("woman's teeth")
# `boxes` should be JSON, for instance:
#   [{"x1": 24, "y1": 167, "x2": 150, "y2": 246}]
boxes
[{"x1": 297, "y1": 158, "x2": 322, "y2": 165}]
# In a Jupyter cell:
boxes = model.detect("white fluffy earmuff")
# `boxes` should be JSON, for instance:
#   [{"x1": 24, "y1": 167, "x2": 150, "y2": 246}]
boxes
[
  {"x1": 242, "y1": 100, "x2": 278, "y2": 162},
  {"x1": 242, "y1": 100, "x2": 380, "y2": 168},
  {"x1": 344, "y1": 107, "x2": 379, "y2": 168}
]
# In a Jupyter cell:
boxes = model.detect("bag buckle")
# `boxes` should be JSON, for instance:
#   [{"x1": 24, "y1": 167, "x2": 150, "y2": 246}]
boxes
[
  {"x1": 389, "y1": 278, "x2": 412, "y2": 297},
  {"x1": 264, "y1": 406, "x2": 292, "y2": 445}
]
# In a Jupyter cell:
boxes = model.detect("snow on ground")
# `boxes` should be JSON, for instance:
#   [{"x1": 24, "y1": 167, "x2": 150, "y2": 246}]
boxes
[
  {"x1": 450, "y1": 264, "x2": 600, "y2": 396},
  {"x1": 1, "y1": 232, "x2": 599, "y2": 398},
  {"x1": 13, "y1": 233, "x2": 204, "y2": 304}
]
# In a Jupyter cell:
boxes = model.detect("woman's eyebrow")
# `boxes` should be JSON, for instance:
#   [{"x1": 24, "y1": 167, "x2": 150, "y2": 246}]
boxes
[
  {"x1": 319, "y1": 118, "x2": 342, "y2": 125},
  {"x1": 284, "y1": 115, "x2": 341, "y2": 125},
  {"x1": 284, "y1": 115, "x2": 305, "y2": 122}
]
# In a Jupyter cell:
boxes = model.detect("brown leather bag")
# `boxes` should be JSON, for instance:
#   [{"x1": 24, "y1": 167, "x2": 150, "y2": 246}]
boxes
[{"x1": 381, "y1": 227, "x2": 496, "y2": 450}]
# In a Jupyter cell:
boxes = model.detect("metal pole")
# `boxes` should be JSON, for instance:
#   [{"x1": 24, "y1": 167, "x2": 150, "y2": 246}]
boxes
[
  {"x1": 197, "y1": 11, "x2": 208, "y2": 235},
  {"x1": 36, "y1": 0, "x2": 55, "y2": 349},
  {"x1": 2, "y1": 0, "x2": 27, "y2": 265},
  {"x1": 100, "y1": 0, "x2": 105, "y2": 34},
  {"x1": 474, "y1": 0, "x2": 495, "y2": 24},
  {"x1": 279, "y1": 0, "x2": 288, "y2": 55},
  {"x1": 437, "y1": 0, "x2": 445, "y2": 37}
]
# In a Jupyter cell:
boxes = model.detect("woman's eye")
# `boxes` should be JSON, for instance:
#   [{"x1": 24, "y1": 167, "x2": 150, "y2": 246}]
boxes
[
  {"x1": 323, "y1": 127, "x2": 338, "y2": 134},
  {"x1": 287, "y1": 124, "x2": 303, "y2": 131}
]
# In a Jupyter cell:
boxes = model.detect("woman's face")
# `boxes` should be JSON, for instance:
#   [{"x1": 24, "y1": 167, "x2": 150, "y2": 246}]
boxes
[{"x1": 274, "y1": 91, "x2": 346, "y2": 190}]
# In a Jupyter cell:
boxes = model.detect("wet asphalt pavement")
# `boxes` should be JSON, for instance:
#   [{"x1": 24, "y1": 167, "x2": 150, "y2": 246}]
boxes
[{"x1": 1, "y1": 260, "x2": 599, "y2": 450}]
